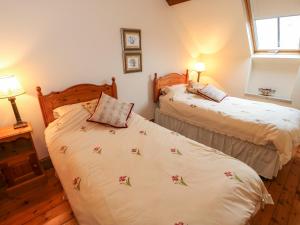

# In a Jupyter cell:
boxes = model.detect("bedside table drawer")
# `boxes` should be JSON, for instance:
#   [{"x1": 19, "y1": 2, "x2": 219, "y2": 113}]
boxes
[
  {"x1": 0, "y1": 153, "x2": 42, "y2": 187},
  {"x1": 0, "y1": 124, "x2": 45, "y2": 190},
  {"x1": 0, "y1": 137, "x2": 33, "y2": 161}
]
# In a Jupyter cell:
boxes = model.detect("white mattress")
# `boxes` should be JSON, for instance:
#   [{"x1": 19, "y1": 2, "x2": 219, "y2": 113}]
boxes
[
  {"x1": 159, "y1": 87, "x2": 300, "y2": 167},
  {"x1": 45, "y1": 106, "x2": 273, "y2": 225}
]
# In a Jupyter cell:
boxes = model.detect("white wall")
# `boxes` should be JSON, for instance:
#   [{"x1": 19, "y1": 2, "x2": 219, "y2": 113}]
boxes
[
  {"x1": 0, "y1": 0, "x2": 190, "y2": 158},
  {"x1": 247, "y1": 58, "x2": 300, "y2": 100}
]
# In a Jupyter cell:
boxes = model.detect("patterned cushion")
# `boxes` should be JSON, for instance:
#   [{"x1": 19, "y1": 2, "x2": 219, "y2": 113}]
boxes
[
  {"x1": 198, "y1": 84, "x2": 227, "y2": 102},
  {"x1": 81, "y1": 99, "x2": 98, "y2": 114},
  {"x1": 87, "y1": 93, "x2": 134, "y2": 128}
]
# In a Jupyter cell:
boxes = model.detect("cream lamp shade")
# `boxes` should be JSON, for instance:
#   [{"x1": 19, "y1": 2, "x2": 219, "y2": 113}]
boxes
[
  {"x1": 0, "y1": 75, "x2": 27, "y2": 129},
  {"x1": 194, "y1": 62, "x2": 206, "y2": 72},
  {"x1": 194, "y1": 62, "x2": 206, "y2": 82},
  {"x1": 0, "y1": 75, "x2": 25, "y2": 99}
]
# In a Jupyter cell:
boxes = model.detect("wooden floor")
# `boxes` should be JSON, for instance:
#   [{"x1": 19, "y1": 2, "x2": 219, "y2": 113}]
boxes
[
  {"x1": 1, "y1": 151, "x2": 300, "y2": 225},
  {"x1": 0, "y1": 170, "x2": 78, "y2": 225},
  {"x1": 252, "y1": 149, "x2": 300, "y2": 225}
]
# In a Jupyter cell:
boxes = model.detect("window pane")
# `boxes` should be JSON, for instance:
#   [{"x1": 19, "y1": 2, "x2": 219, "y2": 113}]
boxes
[
  {"x1": 280, "y1": 15, "x2": 300, "y2": 49},
  {"x1": 255, "y1": 18, "x2": 278, "y2": 50}
]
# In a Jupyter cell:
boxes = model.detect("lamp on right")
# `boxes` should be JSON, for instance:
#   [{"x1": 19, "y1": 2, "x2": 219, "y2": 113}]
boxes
[{"x1": 194, "y1": 62, "x2": 206, "y2": 82}]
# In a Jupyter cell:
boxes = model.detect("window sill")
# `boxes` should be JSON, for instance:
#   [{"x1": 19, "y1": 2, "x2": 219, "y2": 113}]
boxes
[
  {"x1": 252, "y1": 54, "x2": 300, "y2": 60},
  {"x1": 244, "y1": 92, "x2": 292, "y2": 103}
]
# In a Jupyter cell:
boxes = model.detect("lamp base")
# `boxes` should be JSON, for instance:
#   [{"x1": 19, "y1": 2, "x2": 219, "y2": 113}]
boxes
[
  {"x1": 14, "y1": 121, "x2": 28, "y2": 129},
  {"x1": 8, "y1": 96, "x2": 28, "y2": 129},
  {"x1": 197, "y1": 72, "x2": 201, "y2": 83}
]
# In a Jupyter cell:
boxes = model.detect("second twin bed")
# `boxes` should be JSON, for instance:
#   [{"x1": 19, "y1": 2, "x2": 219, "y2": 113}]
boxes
[{"x1": 153, "y1": 72, "x2": 300, "y2": 179}]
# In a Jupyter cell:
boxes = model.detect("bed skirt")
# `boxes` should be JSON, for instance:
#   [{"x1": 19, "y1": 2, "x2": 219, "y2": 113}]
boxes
[{"x1": 155, "y1": 108, "x2": 281, "y2": 179}]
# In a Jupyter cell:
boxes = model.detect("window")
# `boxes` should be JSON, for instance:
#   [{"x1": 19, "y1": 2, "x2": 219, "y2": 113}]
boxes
[
  {"x1": 255, "y1": 18, "x2": 278, "y2": 50},
  {"x1": 255, "y1": 15, "x2": 300, "y2": 51},
  {"x1": 280, "y1": 15, "x2": 300, "y2": 49},
  {"x1": 245, "y1": 0, "x2": 300, "y2": 53}
]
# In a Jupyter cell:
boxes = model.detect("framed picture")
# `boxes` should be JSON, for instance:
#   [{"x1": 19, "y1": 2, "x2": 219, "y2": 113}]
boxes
[
  {"x1": 123, "y1": 52, "x2": 142, "y2": 73},
  {"x1": 121, "y1": 28, "x2": 141, "y2": 51}
]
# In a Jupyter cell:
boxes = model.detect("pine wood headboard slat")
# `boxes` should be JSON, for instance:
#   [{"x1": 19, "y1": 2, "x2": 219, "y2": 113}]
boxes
[
  {"x1": 36, "y1": 77, "x2": 117, "y2": 127},
  {"x1": 153, "y1": 70, "x2": 189, "y2": 103}
]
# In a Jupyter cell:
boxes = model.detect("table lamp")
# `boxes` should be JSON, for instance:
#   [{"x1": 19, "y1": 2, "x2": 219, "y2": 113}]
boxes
[
  {"x1": 194, "y1": 62, "x2": 206, "y2": 82},
  {"x1": 0, "y1": 75, "x2": 28, "y2": 129}
]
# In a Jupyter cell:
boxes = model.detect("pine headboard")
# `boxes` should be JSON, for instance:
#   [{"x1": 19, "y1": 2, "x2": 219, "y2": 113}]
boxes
[
  {"x1": 153, "y1": 70, "x2": 189, "y2": 103},
  {"x1": 36, "y1": 77, "x2": 117, "y2": 127}
]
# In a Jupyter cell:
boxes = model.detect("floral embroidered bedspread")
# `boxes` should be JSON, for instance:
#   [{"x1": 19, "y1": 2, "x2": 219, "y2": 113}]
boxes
[
  {"x1": 45, "y1": 106, "x2": 273, "y2": 225},
  {"x1": 160, "y1": 90, "x2": 300, "y2": 167}
]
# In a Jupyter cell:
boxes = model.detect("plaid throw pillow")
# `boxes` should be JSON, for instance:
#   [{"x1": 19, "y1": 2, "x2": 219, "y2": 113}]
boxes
[{"x1": 87, "y1": 93, "x2": 134, "y2": 128}]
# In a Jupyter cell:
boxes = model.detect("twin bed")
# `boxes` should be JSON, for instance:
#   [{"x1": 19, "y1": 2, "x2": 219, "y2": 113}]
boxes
[
  {"x1": 37, "y1": 77, "x2": 273, "y2": 225},
  {"x1": 153, "y1": 72, "x2": 300, "y2": 179}
]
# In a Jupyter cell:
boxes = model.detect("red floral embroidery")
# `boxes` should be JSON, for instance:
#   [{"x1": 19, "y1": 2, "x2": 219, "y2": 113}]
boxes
[
  {"x1": 139, "y1": 130, "x2": 147, "y2": 135},
  {"x1": 60, "y1": 146, "x2": 68, "y2": 153},
  {"x1": 109, "y1": 130, "x2": 116, "y2": 135},
  {"x1": 172, "y1": 175, "x2": 187, "y2": 186},
  {"x1": 170, "y1": 148, "x2": 182, "y2": 155},
  {"x1": 172, "y1": 175, "x2": 179, "y2": 182},
  {"x1": 131, "y1": 148, "x2": 141, "y2": 155},
  {"x1": 119, "y1": 176, "x2": 131, "y2": 186},
  {"x1": 119, "y1": 176, "x2": 126, "y2": 182},
  {"x1": 93, "y1": 146, "x2": 102, "y2": 154},
  {"x1": 73, "y1": 177, "x2": 81, "y2": 191},
  {"x1": 224, "y1": 171, "x2": 243, "y2": 183},
  {"x1": 174, "y1": 222, "x2": 185, "y2": 225},
  {"x1": 224, "y1": 171, "x2": 233, "y2": 177},
  {"x1": 80, "y1": 126, "x2": 87, "y2": 132}
]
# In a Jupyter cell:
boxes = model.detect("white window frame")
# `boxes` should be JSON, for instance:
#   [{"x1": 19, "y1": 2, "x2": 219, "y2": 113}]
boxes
[{"x1": 244, "y1": 0, "x2": 300, "y2": 54}]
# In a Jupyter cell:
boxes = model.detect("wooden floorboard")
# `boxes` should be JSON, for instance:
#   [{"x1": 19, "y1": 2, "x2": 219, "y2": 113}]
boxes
[
  {"x1": 252, "y1": 150, "x2": 300, "y2": 225},
  {"x1": 1, "y1": 151, "x2": 300, "y2": 225},
  {"x1": 0, "y1": 170, "x2": 78, "y2": 225}
]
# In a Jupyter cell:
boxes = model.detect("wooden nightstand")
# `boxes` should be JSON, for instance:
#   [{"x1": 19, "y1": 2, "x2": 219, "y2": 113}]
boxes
[{"x1": 0, "y1": 124, "x2": 44, "y2": 191}]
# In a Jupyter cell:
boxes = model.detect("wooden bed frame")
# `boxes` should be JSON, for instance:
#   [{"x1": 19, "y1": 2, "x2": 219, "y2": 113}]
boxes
[
  {"x1": 153, "y1": 70, "x2": 189, "y2": 103},
  {"x1": 36, "y1": 77, "x2": 117, "y2": 127}
]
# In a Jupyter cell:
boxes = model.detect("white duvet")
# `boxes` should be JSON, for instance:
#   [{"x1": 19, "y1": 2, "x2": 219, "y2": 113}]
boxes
[
  {"x1": 159, "y1": 87, "x2": 300, "y2": 167},
  {"x1": 45, "y1": 106, "x2": 273, "y2": 225}
]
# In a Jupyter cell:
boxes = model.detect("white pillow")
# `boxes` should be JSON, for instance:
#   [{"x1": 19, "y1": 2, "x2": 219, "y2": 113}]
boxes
[
  {"x1": 87, "y1": 93, "x2": 134, "y2": 128},
  {"x1": 53, "y1": 99, "x2": 98, "y2": 119},
  {"x1": 53, "y1": 103, "x2": 82, "y2": 119},
  {"x1": 161, "y1": 84, "x2": 187, "y2": 95},
  {"x1": 198, "y1": 84, "x2": 227, "y2": 102}
]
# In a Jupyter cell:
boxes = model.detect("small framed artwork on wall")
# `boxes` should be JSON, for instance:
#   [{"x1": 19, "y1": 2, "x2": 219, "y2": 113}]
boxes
[
  {"x1": 123, "y1": 52, "x2": 142, "y2": 73},
  {"x1": 121, "y1": 28, "x2": 141, "y2": 51}
]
